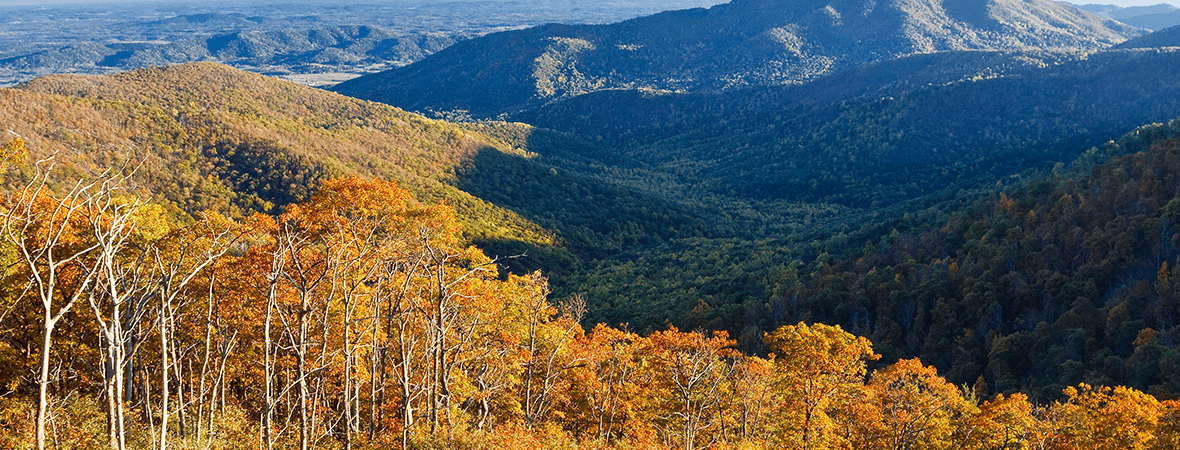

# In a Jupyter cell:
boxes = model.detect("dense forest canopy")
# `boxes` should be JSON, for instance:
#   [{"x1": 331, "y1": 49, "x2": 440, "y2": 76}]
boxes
[
  {"x1": 3, "y1": 63, "x2": 563, "y2": 251},
  {"x1": 3, "y1": 144, "x2": 1180, "y2": 450}
]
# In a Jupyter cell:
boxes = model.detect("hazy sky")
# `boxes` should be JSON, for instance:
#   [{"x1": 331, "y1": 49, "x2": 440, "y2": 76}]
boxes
[
  {"x1": 1076, "y1": 0, "x2": 1180, "y2": 6},
  {"x1": 0, "y1": 0, "x2": 1177, "y2": 8}
]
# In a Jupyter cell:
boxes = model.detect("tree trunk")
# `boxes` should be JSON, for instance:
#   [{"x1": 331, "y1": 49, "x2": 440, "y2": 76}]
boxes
[
  {"x1": 159, "y1": 307, "x2": 170, "y2": 450},
  {"x1": 115, "y1": 352, "x2": 127, "y2": 450},
  {"x1": 298, "y1": 305, "x2": 310, "y2": 450},
  {"x1": 263, "y1": 294, "x2": 275, "y2": 450},
  {"x1": 35, "y1": 319, "x2": 56, "y2": 450},
  {"x1": 343, "y1": 301, "x2": 354, "y2": 450}
]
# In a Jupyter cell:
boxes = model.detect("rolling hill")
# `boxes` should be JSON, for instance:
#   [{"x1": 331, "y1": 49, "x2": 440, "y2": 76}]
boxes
[
  {"x1": 4, "y1": 63, "x2": 555, "y2": 252},
  {"x1": 0, "y1": 26, "x2": 467, "y2": 82},
  {"x1": 1114, "y1": 23, "x2": 1180, "y2": 48}
]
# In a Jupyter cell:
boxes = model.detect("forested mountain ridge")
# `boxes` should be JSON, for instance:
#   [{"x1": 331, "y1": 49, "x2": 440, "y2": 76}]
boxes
[
  {"x1": 332, "y1": 0, "x2": 1142, "y2": 117},
  {"x1": 756, "y1": 118, "x2": 1180, "y2": 401},
  {"x1": 1070, "y1": 2, "x2": 1180, "y2": 30},
  {"x1": 2, "y1": 63, "x2": 558, "y2": 250},
  {"x1": 1114, "y1": 23, "x2": 1180, "y2": 48},
  {"x1": 520, "y1": 47, "x2": 1180, "y2": 207}
]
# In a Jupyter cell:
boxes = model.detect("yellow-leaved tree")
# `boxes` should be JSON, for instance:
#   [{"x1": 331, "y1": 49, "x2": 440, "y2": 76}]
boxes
[
  {"x1": 962, "y1": 392, "x2": 1036, "y2": 450},
  {"x1": 644, "y1": 326, "x2": 736, "y2": 450},
  {"x1": 1058, "y1": 383, "x2": 1160, "y2": 450},
  {"x1": 860, "y1": 358, "x2": 974, "y2": 450},
  {"x1": 1, "y1": 137, "x2": 27, "y2": 169},
  {"x1": 763, "y1": 322, "x2": 878, "y2": 450}
]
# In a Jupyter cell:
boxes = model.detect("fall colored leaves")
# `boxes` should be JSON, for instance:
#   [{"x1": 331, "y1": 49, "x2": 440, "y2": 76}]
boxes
[{"x1": 3, "y1": 164, "x2": 1180, "y2": 450}]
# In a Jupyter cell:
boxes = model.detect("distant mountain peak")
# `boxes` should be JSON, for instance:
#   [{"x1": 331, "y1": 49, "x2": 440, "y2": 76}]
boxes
[{"x1": 333, "y1": 0, "x2": 1144, "y2": 118}]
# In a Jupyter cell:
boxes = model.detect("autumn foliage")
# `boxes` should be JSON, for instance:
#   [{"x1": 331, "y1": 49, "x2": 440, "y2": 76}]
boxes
[{"x1": 2, "y1": 167, "x2": 1180, "y2": 450}]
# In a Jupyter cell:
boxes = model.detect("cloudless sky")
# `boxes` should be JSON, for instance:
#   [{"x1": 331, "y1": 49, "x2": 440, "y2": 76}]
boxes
[{"x1": 0, "y1": 0, "x2": 1177, "y2": 8}]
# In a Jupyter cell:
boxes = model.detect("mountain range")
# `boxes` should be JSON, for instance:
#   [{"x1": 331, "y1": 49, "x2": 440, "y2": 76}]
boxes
[
  {"x1": 519, "y1": 47, "x2": 1180, "y2": 206},
  {"x1": 1072, "y1": 2, "x2": 1180, "y2": 30},
  {"x1": 332, "y1": 0, "x2": 1144, "y2": 118},
  {"x1": 0, "y1": 0, "x2": 729, "y2": 87}
]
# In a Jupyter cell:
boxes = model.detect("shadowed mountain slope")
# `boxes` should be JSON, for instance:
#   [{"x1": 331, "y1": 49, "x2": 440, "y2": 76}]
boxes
[
  {"x1": 1114, "y1": 24, "x2": 1180, "y2": 48},
  {"x1": 333, "y1": 0, "x2": 1142, "y2": 117},
  {"x1": 1121, "y1": 10, "x2": 1180, "y2": 30},
  {"x1": 518, "y1": 48, "x2": 1180, "y2": 206}
]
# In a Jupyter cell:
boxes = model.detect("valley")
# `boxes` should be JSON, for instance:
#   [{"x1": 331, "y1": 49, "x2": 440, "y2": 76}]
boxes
[
  {"x1": 5, "y1": 0, "x2": 1180, "y2": 449},
  {"x1": 0, "y1": 0, "x2": 726, "y2": 86}
]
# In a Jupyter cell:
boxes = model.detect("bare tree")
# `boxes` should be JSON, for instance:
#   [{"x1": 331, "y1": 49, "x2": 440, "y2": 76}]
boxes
[
  {"x1": 374, "y1": 253, "x2": 431, "y2": 450},
  {"x1": 650, "y1": 330, "x2": 734, "y2": 450},
  {"x1": 417, "y1": 227, "x2": 503, "y2": 436},
  {"x1": 148, "y1": 212, "x2": 242, "y2": 450},
  {"x1": 321, "y1": 214, "x2": 382, "y2": 450},
  {"x1": 84, "y1": 182, "x2": 150, "y2": 450},
  {"x1": 521, "y1": 279, "x2": 586, "y2": 428},
  {"x1": 0, "y1": 157, "x2": 124, "y2": 450}
]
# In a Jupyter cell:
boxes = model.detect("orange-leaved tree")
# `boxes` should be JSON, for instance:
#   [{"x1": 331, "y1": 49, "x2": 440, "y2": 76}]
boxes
[
  {"x1": 565, "y1": 323, "x2": 647, "y2": 445},
  {"x1": 1154, "y1": 399, "x2": 1180, "y2": 450},
  {"x1": 509, "y1": 272, "x2": 586, "y2": 429},
  {"x1": 725, "y1": 354, "x2": 777, "y2": 444},
  {"x1": 861, "y1": 358, "x2": 974, "y2": 450},
  {"x1": 764, "y1": 321, "x2": 878, "y2": 450},
  {"x1": 0, "y1": 155, "x2": 137, "y2": 450},
  {"x1": 1058, "y1": 383, "x2": 1161, "y2": 450},
  {"x1": 644, "y1": 326, "x2": 736, "y2": 450},
  {"x1": 235, "y1": 175, "x2": 544, "y2": 450},
  {"x1": 962, "y1": 392, "x2": 1036, "y2": 450}
]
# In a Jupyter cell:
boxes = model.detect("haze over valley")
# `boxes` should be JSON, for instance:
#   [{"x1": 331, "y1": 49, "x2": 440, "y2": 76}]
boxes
[{"x1": 0, "y1": 0, "x2": 727, "y2": 86}]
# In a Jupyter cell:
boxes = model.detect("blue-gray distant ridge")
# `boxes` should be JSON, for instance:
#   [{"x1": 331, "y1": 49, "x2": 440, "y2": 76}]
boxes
[{"x1": 332, "y1": 0, "x2": 1143, "y2": 118}]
